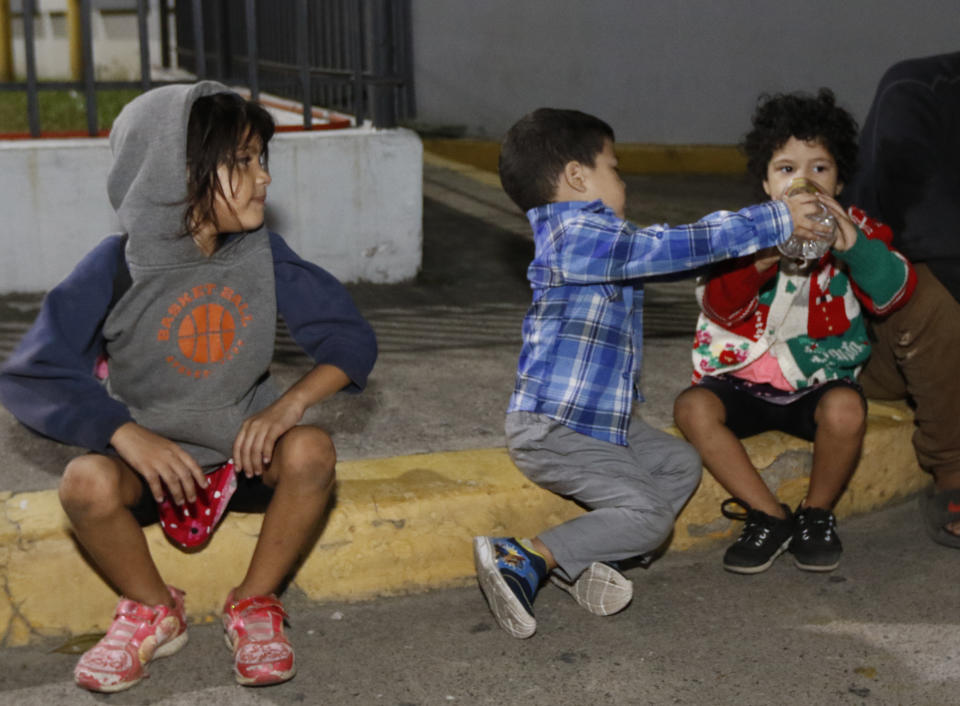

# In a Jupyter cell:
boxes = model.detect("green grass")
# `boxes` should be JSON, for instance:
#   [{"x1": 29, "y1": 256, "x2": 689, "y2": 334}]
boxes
[{"x1": 0, "y1": 88, "x2": 141, "y2": 134}]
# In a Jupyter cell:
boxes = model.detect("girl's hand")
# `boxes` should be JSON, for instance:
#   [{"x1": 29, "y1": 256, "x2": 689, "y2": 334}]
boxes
[
  {"x1": 110, "y1": 422, "x2": 207, "y2": 505},
  {"x1": 817, "y1": 194, "x2": 860, "y2": 251},
  {"x1": 233, "y1": 364, "x2": 350, "y2": 478},
  {"x1": 232, "y1": 398, "x2": 304, "y2": 478}
]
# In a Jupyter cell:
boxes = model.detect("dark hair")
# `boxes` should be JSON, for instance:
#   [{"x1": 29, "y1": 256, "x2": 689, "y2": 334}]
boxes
[
  {"x1": 499, "y1": 108, "x2": 615, "y2": 213},
  {"x1": 183, "y1": 92, "x2": 275, "y2": 236},
  {"x1": 742, "y1": 88, "x2": 859, "y2": 196}
]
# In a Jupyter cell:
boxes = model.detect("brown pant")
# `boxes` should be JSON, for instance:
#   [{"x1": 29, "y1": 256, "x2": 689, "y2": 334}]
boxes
[{"x1": 860, "y1": 264, "x2": 960, "y2": 483}]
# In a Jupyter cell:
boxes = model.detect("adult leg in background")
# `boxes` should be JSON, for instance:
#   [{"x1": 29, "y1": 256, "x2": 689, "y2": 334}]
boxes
[{"x1": 860, "y1": 264, "x2": 960, "y2": 535}]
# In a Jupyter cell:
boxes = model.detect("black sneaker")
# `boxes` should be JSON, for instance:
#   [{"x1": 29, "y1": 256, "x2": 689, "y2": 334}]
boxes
[
  {"x1": 720, "y1": 498, "x2": 794, "y2": 574},
  {"x1": 790, "y1": 506, "x2": 842, "y2": 572}
]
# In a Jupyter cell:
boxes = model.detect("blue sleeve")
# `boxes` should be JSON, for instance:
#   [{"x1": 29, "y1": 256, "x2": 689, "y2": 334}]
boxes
[
  {"x1": 555, "y1": 201, "x2": 792, "y2": 284},
  {"x1": 270, "y1": 233, "x2": 377, "y2": 392},
  {"x1": 0, "y1": 235, "x2": 134, "y2": 452}
]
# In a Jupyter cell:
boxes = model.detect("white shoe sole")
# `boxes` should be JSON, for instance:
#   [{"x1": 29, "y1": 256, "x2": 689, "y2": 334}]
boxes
[
  {"x1": 473, "y1": 537, "x2": 536, "y2": 639},
  {"x1": 723, "y1": 537, "x2": 792, "y2": 575},
  {"x1": 75, "y1": 630, "x2": 188, "y2": 693},
  {"x1": 793, "y1": 556, "x2": 841, "y2": 572},
  {"x1": 550, "y1": 562, "x2": 633, "y2": 616}
]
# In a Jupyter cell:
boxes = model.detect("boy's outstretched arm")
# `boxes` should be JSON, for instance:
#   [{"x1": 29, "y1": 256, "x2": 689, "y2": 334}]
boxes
[
  {"x1": 232, "y1": 363, "x2": 350, "y2": 477},
  {"x1": 553, "y1": 191, "x2": 829, "y2": 284}
]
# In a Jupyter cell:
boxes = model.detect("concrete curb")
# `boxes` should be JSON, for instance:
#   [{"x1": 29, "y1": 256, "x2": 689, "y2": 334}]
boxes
[
  {"x1": 0, "y1": 400, "x2": 925, "y2": 646},
  {"x1": 422, "y1": 138, "x2": 747, "y2": 175}
]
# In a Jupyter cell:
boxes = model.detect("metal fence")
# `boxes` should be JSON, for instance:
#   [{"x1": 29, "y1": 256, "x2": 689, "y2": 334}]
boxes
[
  {"x1": 0, "y1": 0, "x2": 413, "y2": 137},
  {"x1": 175, "y1": 0, "x2": 413, "y2": 129},
  {"x1": 1, "y1": 0, "x2": 158, "y2": 137}
]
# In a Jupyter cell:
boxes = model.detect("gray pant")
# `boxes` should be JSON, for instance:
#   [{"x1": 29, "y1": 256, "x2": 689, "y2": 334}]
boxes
[{"x1": 505, "y1": 411, "x2": 702, "y2": 581}]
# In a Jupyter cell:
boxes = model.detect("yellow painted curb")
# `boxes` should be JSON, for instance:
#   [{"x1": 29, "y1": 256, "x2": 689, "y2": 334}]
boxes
[
  {"x1": 422, "y1": 139, "x2": 501, "y2": 174},
  {"x1": 422, "y1": 150, "x2": 503, "y2": 190},
  {"x1": 0, "y1": 401, "x2": 925, "y2": 645},
  {"x1": 422, "y1": 138, "x2": 747, "y2": 176}
]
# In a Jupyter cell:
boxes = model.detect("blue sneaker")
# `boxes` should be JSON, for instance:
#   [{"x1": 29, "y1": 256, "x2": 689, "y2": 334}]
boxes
[{"x1": 473, "y1": 536, "x2": 546, "y2": 638}]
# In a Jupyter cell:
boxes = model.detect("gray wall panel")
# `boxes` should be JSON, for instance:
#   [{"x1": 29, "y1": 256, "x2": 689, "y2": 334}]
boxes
[{"x1": 411, "y1": 0, "x2": 959, "y2": 142}]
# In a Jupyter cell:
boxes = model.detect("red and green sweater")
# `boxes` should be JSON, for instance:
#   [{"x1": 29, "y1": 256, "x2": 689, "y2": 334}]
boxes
[{"x1": 691, "y1": 206, "x2": 917, "y2": 389}]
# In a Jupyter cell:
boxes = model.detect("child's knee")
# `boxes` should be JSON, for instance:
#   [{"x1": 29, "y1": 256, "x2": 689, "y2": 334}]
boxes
[
  {"x1": 275, "y1": 426, "x2": 336, "y2": 491},
  {"x1": 633, "y1": 504, "x2": 677, "y2": 547},
  {"x1": 673, "y1": 386, "x2": 723, "y2": 432},
  {"x1": 816, "y1": 388, "x2": 867, "y2": 437},
  {"x1": 59, "y1": 455, "x2": 125, "y2": 515}
]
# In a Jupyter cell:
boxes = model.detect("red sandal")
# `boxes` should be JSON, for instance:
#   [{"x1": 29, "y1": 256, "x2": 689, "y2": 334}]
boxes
[
  {"x1": 74, "y1": 585, "x2": 188, "y2": 693},
  {"x1": 222, "y1": 592, "x2": 296, "y2": 686}
]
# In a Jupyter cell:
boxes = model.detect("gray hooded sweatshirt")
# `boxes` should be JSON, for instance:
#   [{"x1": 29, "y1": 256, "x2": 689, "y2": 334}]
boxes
[{"x1": 102, "y1": 81, "x2": 279, "y2": 468}]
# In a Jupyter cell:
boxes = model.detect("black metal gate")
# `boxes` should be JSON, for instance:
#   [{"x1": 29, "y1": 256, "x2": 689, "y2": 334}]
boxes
[
  {"x1": 174, "y1": 0, "x2": 414, "y2": 128},
  {"x1": 0, "y1": 0, "x2": 414, "y2": 137}
]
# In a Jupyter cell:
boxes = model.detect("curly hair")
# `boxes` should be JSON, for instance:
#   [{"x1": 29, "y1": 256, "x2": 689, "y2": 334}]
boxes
[
  {"x1": 742, "y1": 88, "x2": 859, "y2": 197},
  {"x1": 499, "y1": 108, "x2": 614, "y2": 213},
  {"x1": 183, "y1": 92, "x2": 275, "y2": 237}
]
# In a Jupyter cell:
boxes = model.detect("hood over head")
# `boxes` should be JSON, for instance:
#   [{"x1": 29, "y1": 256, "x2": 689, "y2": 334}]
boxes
[{"x1": 107, "y1": 80, "x2": 235, "y2": 268}]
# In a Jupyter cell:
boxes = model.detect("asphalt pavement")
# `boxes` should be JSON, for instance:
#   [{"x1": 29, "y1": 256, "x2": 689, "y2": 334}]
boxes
[{"x1": 0, "y1": 498, "x2": 956, "y2": 705}]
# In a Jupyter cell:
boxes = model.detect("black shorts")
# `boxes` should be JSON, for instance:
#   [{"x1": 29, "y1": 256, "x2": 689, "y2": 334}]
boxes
[
  {"x1": 696, "y1": 375, "x2": 866, "y2": 442},
  {"x1": 129, "y1": 471, "x2": 274, "y2": 526}
]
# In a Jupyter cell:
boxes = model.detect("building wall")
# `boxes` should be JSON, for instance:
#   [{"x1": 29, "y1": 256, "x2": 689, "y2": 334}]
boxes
[{"x1": 411, "y1": 0, "x2": 959, "y2": 143}]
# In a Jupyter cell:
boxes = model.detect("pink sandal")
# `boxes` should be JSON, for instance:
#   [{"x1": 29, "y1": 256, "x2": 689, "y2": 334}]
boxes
[
  {"x1": 222, "y1": 592, "x2": 296, "y2": 686},
  {"x1": 74, "y1": 585, "x2": 188, "y2": 693}
]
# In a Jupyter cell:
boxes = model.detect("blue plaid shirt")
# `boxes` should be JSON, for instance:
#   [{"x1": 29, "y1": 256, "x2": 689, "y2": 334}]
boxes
[{"x1": 508, "y1": 199, "x2": 792, "y2": 446}]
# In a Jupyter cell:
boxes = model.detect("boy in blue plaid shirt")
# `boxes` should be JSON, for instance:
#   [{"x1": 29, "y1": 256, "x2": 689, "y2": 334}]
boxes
[{"x1": 474, "y1": 108, "x2": 829, "y2": 639}]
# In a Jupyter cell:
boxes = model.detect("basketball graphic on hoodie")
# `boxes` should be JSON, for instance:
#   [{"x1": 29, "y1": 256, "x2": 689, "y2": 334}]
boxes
[{"x1": 178, "y1": 302, "x2": 236, "y2": 364}]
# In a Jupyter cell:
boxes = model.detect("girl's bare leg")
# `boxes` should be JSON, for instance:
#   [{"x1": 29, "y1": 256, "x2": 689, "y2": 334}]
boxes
[
  {"x1": 674, "y1": 386, "x2": 786, "y2": 518},
  {"x1": 232, "y1": 425, "x2": 336, "y2": 599},
  {"x1": 806, "y1": 387, "x2": 866, "y2": 509},
  {"x1": 59, "y1": 454, "x2": 172, "y2": 607}
]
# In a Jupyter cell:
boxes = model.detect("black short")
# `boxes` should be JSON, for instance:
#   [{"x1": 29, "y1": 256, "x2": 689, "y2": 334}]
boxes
[
  {"x1": 129, "y1": 471, "x2": 274, "y2": 526},
  {"x1": 695, "y1": 375, "x2": 866, "y2": 442}
]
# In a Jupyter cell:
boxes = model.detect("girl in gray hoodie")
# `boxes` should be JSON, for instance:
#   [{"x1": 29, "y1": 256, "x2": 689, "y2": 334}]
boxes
[{"x1": 0, "y1": 82, "x2": 376, "y2": 691}]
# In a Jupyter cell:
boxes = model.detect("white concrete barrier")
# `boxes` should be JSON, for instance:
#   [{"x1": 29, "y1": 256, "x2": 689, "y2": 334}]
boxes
[{"x1": 0, "y1": 126, "x2": 423, "y2": 293}]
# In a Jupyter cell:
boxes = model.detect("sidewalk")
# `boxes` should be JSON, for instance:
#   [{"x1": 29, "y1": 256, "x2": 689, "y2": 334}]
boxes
[{"x1": 0, "y1": 153, "x2": 926, "y2": 645}]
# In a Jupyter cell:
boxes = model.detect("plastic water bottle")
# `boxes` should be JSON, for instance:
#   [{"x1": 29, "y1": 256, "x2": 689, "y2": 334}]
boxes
[{"x1": 777, "y1": 178, "x2": 837, "y2": 260}]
